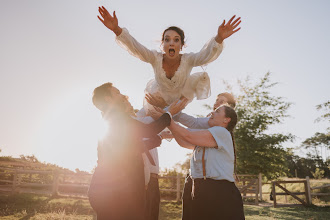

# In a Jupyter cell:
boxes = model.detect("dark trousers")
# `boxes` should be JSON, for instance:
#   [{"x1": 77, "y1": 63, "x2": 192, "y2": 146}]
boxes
[
  {"x1": 88, "y1": 167, "x2": 145, "y2": 220},
  {"x1": 89, "y1": 188, "x2": 144, "y2": 220},
  {"x1": 182, "y1": 174, "x2": 193, "y2": 220},
  {"x1": 145, "y1": 175, "x2": 160, "y2": 220},
  {"x1": 191, "y1": 178, "x2": 245, "y2": 220}
]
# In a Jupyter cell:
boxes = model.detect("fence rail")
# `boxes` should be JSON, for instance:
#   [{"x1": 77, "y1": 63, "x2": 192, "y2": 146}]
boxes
[
  {"x1": 236, "y1": 173, "x2": 262, "y2": 205},
  {"x1": 270, "y1": 176, "x2": 330, "y2": 207},
  {"x1": 309, "y1": 177, "x2": 330, "y2": 198},
  {"x1": 0, "y1": 167, "x2": 264, "y2": 204}
]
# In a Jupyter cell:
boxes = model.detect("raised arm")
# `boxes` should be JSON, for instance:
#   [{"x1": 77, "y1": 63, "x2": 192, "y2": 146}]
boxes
[
  {"x1": 98, "y1": 6, "x2": 122, "y2": 36},
  {"x1": 133, "y1": 113, "x2": 171, "y2": 138},
  {"x1": 174, "y1": 112, "x2": 210, "y2": 129},
  {"x1": 166, "y1": 98, "x2": 210, "y2": 129},
  {"x1": 187, "y1": 15, "x2": 241, "y2": 67},
  {"x1": 98, "y1": 6, "x2": 156, "y2": 64},
  {"x1": 133, "y1": 98, "x2": 186, "y2": 136},
  {"x1": 168, "y1": 129, "x2": 196, "y2": 150},
  {"x1": 215, "y1": 15, "x2": 241, "y2": 44},
  {"x1": 168, "y1": 120, "x2": 217, "y2": 148}
]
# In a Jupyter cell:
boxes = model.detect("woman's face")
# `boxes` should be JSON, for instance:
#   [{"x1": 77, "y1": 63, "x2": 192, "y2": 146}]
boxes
[
  {"x1": 208, "y1": 106, "x2": 230, "y2": 128},
  {"x1": 162, "y1": 30, "x2": 182, "y2": 60}
]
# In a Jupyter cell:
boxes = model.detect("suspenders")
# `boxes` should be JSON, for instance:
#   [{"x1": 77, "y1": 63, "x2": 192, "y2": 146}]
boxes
[
  {"x1": 202, "y1": 147, "x2": 206, "y2": 180},
  {"x1": 194, "y1": 146, "x2": 206, "y2": 180}
]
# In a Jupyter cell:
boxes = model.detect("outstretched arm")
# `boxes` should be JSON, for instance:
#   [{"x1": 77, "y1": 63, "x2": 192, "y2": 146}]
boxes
[
  {"x1": 133, "y1": 113, "x2": 171, "y2": 138},
  {"x1": 174, "y1": 112, "x2": 210, "y2": 129},
  {"x1": 132, "y1": 99, "x2": 187, "y2": 138},
  {"x1": 169, "y1": 129, "x2": 196, "y2": 150},
  {"x1": 98, "y1": 6, "x2": 157, "y2": 64},
  {"x1": 187, "y1": 15, "x2": 241, "y2": 67},
  {"x1": 98, "y1": 6, "x2": 122, "y2": 36},
  {"x1": 168, "y1": 120, "x2": 217, "y2": 148},
  {"x1": 215, "y1": 15, "x2": 241, "y2": 44},
  {"x1": 148, "y1": 98, "x2": 189, "y2": 120}
]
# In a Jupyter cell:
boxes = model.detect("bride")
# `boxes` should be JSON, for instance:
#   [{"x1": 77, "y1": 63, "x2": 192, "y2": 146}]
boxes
[{"x1": 97, "y1": 6, "x2": 241, "y2": 115}]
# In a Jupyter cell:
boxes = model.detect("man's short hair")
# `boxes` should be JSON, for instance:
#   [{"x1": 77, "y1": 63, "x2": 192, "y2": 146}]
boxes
[
  {"x1": 218, "y1": 92, "x2": 236, "y2": 108},
  {"x1": 92, "y1": 82, "x2": 113, "y2": 112}
]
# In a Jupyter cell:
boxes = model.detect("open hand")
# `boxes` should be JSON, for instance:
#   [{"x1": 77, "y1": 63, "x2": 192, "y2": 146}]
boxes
[
  {"x1": 168, "y1": 98, "x2": 188, "y2": 116},
  {"x1": 216, "y1": 15, "x2": 241, "y2": 43},
  {"x1": 146, "y1": 93, "x2": 168, "y2": 109},
  {"x1": 98, "y1": 6, "x2": 122, "y2": 35},
  {"x1": 149, "y1": 106, "x2": 165, "y2": 120}
]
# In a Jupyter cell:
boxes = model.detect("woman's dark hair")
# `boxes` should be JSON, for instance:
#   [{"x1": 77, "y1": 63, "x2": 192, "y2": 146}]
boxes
[
  {"x1": 223, "y1": 105, "x2": 239, "y2": 180},
  {"x1": 161, "y1": 26, "x2": 185, "y2": 46}
]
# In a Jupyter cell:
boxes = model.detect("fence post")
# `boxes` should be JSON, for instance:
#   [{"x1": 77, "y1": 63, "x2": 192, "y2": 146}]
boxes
[
  {"x1": 305, "y1": 176, "x2": 312, "y2": 205},
  {"x1": 258, "y1": 173, "x2": 262, "y2": 201},
  {"x1": 272, "y1": 181, "x2": 277, "y2": 208},
  {"x1": 17, "y1": 169, "x2": 22, "y2": 187},
  {"x1": 176, "y1": 173, "x2": 181, "y2": 202},
  {"x1": 12, "y1": 170, "x2": 18, "y2": 193},
  {"x1": 243, "y1": 179, "x2": 246, "y2": 197},
  {"x1": 255, "y1": 178, "x2": 259, "y2": 205},
  {"x1": 52, "y1": 170, "x2": 59, "y2": 196}
]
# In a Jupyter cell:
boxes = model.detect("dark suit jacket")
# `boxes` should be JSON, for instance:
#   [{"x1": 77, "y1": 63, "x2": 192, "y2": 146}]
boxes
[{"x1": 88, "y1": 112, "x2": 171, "y2": 219}]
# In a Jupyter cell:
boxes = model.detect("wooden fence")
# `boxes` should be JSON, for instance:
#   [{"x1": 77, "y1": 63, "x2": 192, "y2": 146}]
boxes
[
  {"x1": 0, "y1": 168, "x2": 91, "y2": 198},
  {"x1": 236, "y1": 174, "x2": 262, "y2": 205},
  {"x1": 0, "y1": 167, "x2": 263, "y2": 204},
  {"x1": 0, "y1": 167, "x2": 185, "y2": 200},
  {"x1": 271, "y1": 176, "x2": 330, "y2": 207},
  {"x1": 159, "y1": 174, "x2": 183, "y2": 201},
  {"x1": 308, "y1": 176, "x2": 330, "y2": 198},
  {"x1": 271, "y1": 179, "x2": 310, "y2": 207}
]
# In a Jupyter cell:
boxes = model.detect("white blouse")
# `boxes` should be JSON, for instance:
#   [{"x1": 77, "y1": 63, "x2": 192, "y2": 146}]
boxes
[{"x1": 116, "y1": 28, "x2": 224, "y2": 114}]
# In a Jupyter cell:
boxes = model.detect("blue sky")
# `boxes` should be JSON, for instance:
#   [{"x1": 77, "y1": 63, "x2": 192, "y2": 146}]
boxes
[{"x1": 0, "y1": 0, "x2": 329, "y2": 171}]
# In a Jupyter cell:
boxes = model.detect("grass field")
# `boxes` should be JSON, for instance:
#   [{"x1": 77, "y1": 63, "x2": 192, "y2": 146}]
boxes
[{"x1": 0, "y1": 192, "x2": 329, "y2": 220}]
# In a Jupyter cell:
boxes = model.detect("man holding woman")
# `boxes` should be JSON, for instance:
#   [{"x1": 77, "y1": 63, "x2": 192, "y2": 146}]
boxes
[{"x1": 88, "y1": 82, "x2": 184, "y2": 219}]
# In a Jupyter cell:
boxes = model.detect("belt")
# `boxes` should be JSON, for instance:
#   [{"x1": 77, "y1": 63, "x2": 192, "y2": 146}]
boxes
[{"x1": 150, "y1": 173, "x2": 159, "y2": 178}]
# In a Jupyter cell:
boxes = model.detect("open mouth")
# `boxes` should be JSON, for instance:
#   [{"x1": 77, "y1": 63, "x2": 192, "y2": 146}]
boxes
[{"x1": 169, "y1": 49, "x2": 175, "y2": 56}]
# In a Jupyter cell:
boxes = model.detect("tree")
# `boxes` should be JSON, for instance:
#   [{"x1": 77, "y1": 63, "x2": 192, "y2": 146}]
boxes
[
  {"x1": 301, "y1": 101, "x2": 330, "y2": 158},
  {"x1": 301, "y1": 132, "x2": 330, "y2": 158},
  {"x1": 315, "y1": 101, "x2": 330, "y2": 125},
  {"x1": 299, "y1": 100, "x2": 330, "y2": 178},
  {"x1": 229, "y1": 73, "x2": 294, "y2": 179},
  {"x1": 285, "y1": 151, "x2": 329, "y2": 178}
]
